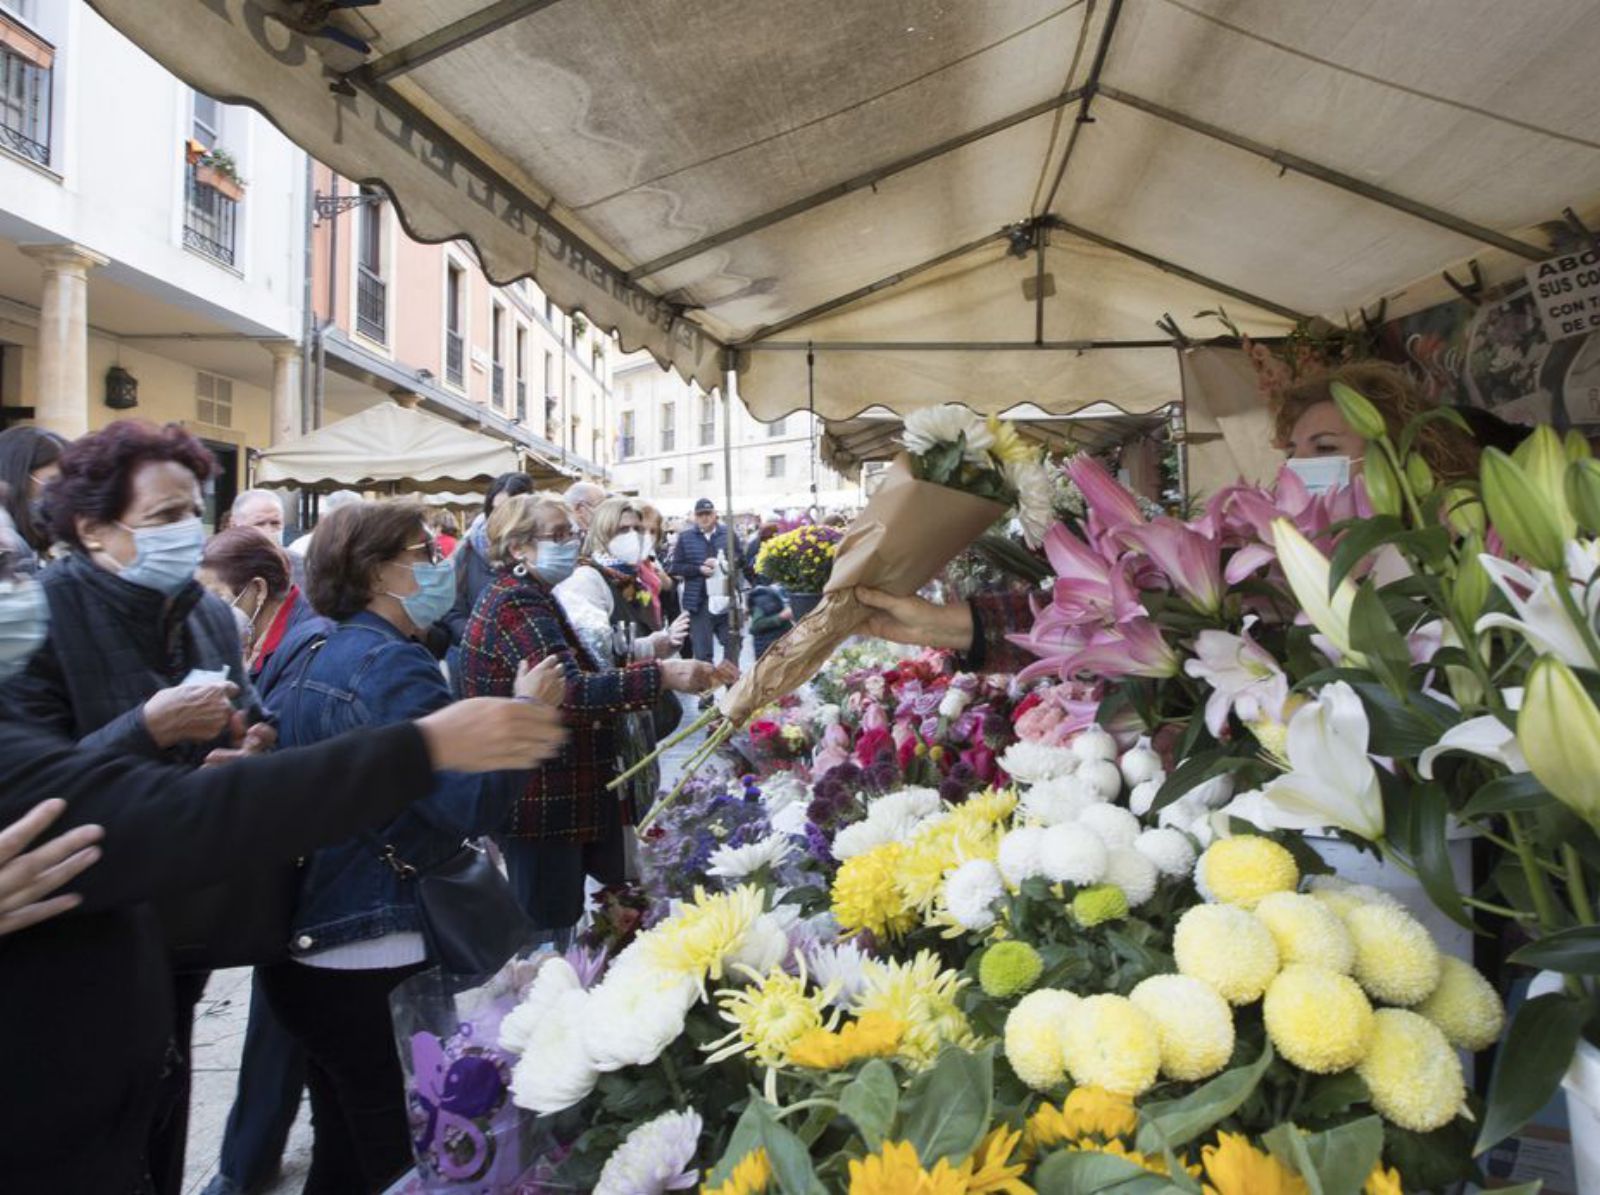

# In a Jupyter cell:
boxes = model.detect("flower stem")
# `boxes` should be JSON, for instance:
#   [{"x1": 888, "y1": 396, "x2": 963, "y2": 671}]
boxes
[
  {"x1": 1564, "y1": 843, "x2": 1596, "y2": 927},
  {"x1": 1509, "y1": 813, "x2": 1565, "y2": 933},
  {"x1": 771, "y1": 1098, "x2": 838, "y2": 1121},
  {"x1": 659, "y1": 1048, "x2": 688, "y2": 1109},
  {"x1": 607, "y1": 706, "x2": 719, "y2": 791}
]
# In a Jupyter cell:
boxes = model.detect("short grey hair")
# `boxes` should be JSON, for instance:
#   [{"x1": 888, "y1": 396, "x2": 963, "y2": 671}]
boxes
[
  {"x1": 563, "y1": 481, "x2": 606, "y2": 510},
  {"x1": 231, "y1": 488, "x2": 284, "y2": 516}
]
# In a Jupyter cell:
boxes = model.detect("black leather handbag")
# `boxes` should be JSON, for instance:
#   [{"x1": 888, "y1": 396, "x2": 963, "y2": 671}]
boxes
[
  {"x1": 374, "y1": 837, "x2": 537, "y2": 977},
  {"x1": 159, "y1": 861, "x2": 300, "y2": 973}
]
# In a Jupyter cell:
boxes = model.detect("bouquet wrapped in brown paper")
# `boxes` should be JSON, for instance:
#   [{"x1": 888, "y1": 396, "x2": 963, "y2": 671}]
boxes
[{"x1": 616, "y1": 405, "x2": 1054, "y2": 826}]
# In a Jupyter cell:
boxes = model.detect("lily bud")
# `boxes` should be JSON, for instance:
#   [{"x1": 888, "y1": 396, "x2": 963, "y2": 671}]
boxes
[
  {"x1": 1567, "y1": 458, "x2": 1600, "y2": 536},
  {"x1": 1439, "y1": 485, "x2": 1487, "y2": 538},
  {"x1": 1330, "y1": 381, "x2": 1389, "y2": 442},
  {"x1": 1512, "y1": 425, "x2": 1578, "y2": 540},
  {"x1": 1272, "y1": 519, "x2": 1361, "y2": 662},
  {"x1": 1363, "y1": 450, "x2": 1403, "y2": 518},
  {"x1": 1405, "y1": 453, "x2": 1434, "y2": 497},
  {"x1": 1480, "y1": 447, "x2": 1567, "y2": 571},
  {"x1": 1518, "y1": 656, "x2": 1600, "y2": 828},
  {"x1": 1450, "y1": 533, "x2": 1490, "y2": 627},
  {"x1": 1567, "y1": 429, "x2": 1593, "y2": 463}
]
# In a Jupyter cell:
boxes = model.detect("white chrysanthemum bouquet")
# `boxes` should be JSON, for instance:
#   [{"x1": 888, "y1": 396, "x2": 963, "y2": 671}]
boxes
[{"x1": 616, "y1": 404, "x2": 1052, "y2": 826}]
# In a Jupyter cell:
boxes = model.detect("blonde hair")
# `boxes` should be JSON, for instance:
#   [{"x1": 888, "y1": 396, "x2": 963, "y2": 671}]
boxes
[
  {"x1": 584, "y1": 496, "x2": 641, "y2": 557},
  {"x1": 486, "y1": 493, "x2": 568, "y2": 568},
  {"x1": 636, "y1": 503, "x2": 663, "y2": 535},
  {"x1": 1272, "y1": 360, "x2": 1481, "y2": 482}
]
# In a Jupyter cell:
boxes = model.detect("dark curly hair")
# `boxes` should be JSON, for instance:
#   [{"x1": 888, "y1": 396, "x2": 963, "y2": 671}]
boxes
[
  {"x1": 305, "y1": 498, "x2": 429, "y2": 620},
  {"x1": 201, "y1": 526, "x2": 292, "y2": 600},
  {"x1": 0, "y1": 425, "x2": 67, "y2": 550},
  {"x1": 47, "y1": 420, "x2": 217, "y2": 549}
]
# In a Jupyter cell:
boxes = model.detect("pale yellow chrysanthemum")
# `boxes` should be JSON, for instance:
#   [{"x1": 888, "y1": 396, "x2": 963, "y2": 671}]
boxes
[
  {"x1": 641, "y1": 884, "x2": 766, "y2": 987},
  {"x1": 1129, "y1": 974, "x2": 1236, "y2": 1081},
  {"x1": 1262, "y1": 964, "x2": 1374, "y2": 1074},
  {"x1": 986, "y1": 416, "x2": 1036, "y2": 465},
  {"x1": 895, "y1": 792, "x2": 1012, "y2": 915},
  {"x1": 1022, "y1": 1086, "x2": 1138, "y2": 1155},
  {"x1": 1344, "y1": 903, "x2": 1442, "y2": 1006},
  {"x1": 852, "y1": 950, "x2": 978, "y2": 1069},
  {"x1": 1357, "y1": 1008, "x2": 1466, "y2": 1132},
  {"x1": 1003, "y1": 989, "x2": 1078, "y2": 1091},
  {"x1": 706, "y1": 965, "x2": 835, "y2": 1067},
  {"x1": 1305, "y1": 877, "x2": 1400, "y2": 920},
  {"x1": 1060, "y1": 994, "x2": 1162, "y2": 1097},
  {"x1": 1252, "y1": 891, "x2": 1357, "y2": 974},
  {"x1": 1195, "y1": 836, "x2": 1299, "y2": 909},
  {"x1": 1415, "y1": 955, "x2": 1506, "y2": 1052},
  {"x1": 831, "y1": 843, "x2": 918, "y2": 939},
  {"x1": 1173, "y1": 904, "x2": 1281, "y2": 1005}
]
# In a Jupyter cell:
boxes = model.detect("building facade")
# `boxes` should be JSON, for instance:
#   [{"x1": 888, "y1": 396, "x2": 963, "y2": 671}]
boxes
[{"x1": 608, "y1": 351, "x2": 860, "y2": 517}]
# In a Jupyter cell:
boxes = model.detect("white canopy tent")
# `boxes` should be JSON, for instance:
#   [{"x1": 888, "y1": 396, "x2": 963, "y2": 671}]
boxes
[
  {"x1": 90, "y1": 0, "x2": 1600, "y2": 427},
  {"x1": 253, "y1": 401, "x2": 520, "y2": 494}
]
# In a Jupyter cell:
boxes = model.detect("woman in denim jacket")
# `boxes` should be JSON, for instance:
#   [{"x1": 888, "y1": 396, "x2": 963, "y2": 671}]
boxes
[{"x1": 258, "y1": 498, "x2": 554, "y2": 1195}]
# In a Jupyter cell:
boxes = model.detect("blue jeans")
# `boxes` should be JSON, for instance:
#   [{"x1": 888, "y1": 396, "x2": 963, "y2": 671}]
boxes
[{"x1": 217, "y1": 972, "x2": 306, "y2": 1189}]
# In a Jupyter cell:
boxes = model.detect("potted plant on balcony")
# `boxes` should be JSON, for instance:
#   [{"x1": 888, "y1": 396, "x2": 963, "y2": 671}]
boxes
[{"x1": 195, "y1": 148, "x2": 246, "y2": 201}]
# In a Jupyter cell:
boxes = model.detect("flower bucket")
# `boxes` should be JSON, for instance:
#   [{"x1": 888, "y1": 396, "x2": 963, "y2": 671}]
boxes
[
  {"x1": 1567, "y1": 1039, "x2": 1600, "y2": 1194},
  {"x1": 1309, "y1": 835, "x2": 1475, "y2": 963}
]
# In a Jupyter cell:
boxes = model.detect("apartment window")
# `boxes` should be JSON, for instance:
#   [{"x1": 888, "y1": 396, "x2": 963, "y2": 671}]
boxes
[
  {"x1": 660, "y1": 466, "x2": 674, "y2": 485},
  {"x1": 0, "y1": 6, "x2": 52, "y2": 168},
  {"x1": 698, "y1": 461, "x2": 714, "y2": 482},
  {"x1": 698, "y1": 396, "x2": 716, "y2": 447},
  {"x1": 660, "y1": 401, "x2": 676, "y2": 451},
  {"x1": 544, "y1": 295, "x2": 554, "y2": 323},
  {"x1": 767, "y1": 416, "x2": 786, "y2": 437},
  {"x1": 184, "y1": 93, "x2": 239, "y2": 267},
  {"x1": 620, "y1": 410, "x2": 636, "y2": 458},
  {"x1": 765, "y1": 454, "x2": 786, "y2": 479},
  {"x1": 514, "y1": 325, "x2": 528, "y2": 421},
  {"x1": 195, "y1": 371, "x2": 234, "y2": 428},
  {"x1": 192, "y1": 92, "x2": 221, "y2": 147},
  {"x1": 490, "y1": 302, "x2": 506, "y2": 409},
  {"x1": 353, "y1": 187, "x2": 387, "y2": 343},
  {"x1": 445, "y1": 263, "x2": 465, "y2": 387},
  {"x1": 569, "y1": 414, "x2": 579, "y2": 450}
]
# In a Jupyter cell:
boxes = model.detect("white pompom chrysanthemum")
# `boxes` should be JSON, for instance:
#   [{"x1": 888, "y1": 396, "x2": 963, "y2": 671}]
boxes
[
  {"x1": 1071, "y1": 726, "x2": 1119, "y2": 762},
  {"x1": 1080, "y1": 804, "x2": 1141, "y2": 849},
  {"x1": 997, "y1": 826, "x2": 1046, "y2": 886},
  {"x1": 1134, "y1": 827, "x2": 1197, "y2": 879},
  {"x1": 1020, "y1": 775, "x2": 1094, "y2": 825},
  {"x1": 944, "y1": 858, "x2": 1005, "y2": 931},
  {"x1": 1038, "y1": 824, "x2": 1108, "y2": 885},
  {"x1": 1076, "y1": 758, "x2": 1124, "y2": 801},
  {"x1": 999, "y1": 740, "x2": 1080, "y2": 783},
  {"x1": 1103, "y1": 846, "x2": 1160, "y2": 907}
]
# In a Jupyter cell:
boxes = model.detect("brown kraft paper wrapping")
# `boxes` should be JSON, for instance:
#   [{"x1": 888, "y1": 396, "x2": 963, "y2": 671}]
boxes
[{"x1": 721, "y1": 456, "x2": 1006, "y2": 725}]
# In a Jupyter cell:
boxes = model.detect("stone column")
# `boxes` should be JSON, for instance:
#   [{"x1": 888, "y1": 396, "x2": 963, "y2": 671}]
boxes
[
  {"x1": 19, "y1": 243, "x2": 108, "y2": 437},
  {"x1": 264, "y1": 340, "x2": 303, "y2": 445}
]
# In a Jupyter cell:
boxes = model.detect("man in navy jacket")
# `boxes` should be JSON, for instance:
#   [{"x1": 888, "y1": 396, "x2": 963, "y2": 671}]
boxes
[{"x1": 666, "y1": 498, "x2": 749, "y2": 664}]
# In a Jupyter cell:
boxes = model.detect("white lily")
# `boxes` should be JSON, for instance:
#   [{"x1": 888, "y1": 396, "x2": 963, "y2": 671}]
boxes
[
  {"x1": 1476, "y1": 555, "x2": 1600, "y2": 669},
  {"x1": 1273, "y1": 520, "x2": 1363, "y2": 664},
  {"x1": 1184, "y1": 623, "x2": 1290, "y2": 736},
  {"x1": 1217, "y1": 681, "x2": 1384, "y2": 840},
  {"x1": 1418, "y1": 691, "x2": 1526, "y2": 780}
]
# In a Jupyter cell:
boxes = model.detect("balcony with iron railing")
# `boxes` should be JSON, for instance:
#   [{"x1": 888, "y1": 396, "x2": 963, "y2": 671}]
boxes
[
  {"x1": 445, "y1": 330, "x2": 464, "y2": 387},
  {"x1": 661, "y1": 428, "x2": 676, "y2": 451},
  {"x1": 620, "y1": 435, "x2": 636, "y2": 458},
  {"x1": 0, "y1": 19, "x2": 52, "y2": 167},
  {"x1": 184, "y1": 162, "x2": 239, "y2": 267},
  {"x1": 491, "y1": 362, "x2": 505, "y2": 409},
  {"x1": 515, "y1": 380, "x2": 527, "y2": 423},
  {"x1": 356, "y1": 265, "x2": 387, "y2": 343}
]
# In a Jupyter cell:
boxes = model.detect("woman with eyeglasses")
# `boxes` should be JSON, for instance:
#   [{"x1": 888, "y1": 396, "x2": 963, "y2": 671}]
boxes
[
  {"x1": 0, "y1": 419, "x2": 267, "y2": 1195},
  {"x1": 457, "y1": 493, "x2": 736, "y2": 941},
  {"x1": 256, "y1": 497, "x2": 563, "y2": 1194}
]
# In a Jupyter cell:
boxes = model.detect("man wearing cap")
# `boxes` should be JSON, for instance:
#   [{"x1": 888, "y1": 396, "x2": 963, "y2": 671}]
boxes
[{"x1": 667, "y1": 498, "x2": 747, "y2": 665}]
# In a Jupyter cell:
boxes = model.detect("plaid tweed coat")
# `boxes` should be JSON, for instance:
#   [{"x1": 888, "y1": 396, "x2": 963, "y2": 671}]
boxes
[{"x1": 456, "y1": 570, "x2": 663, "y2": 843}]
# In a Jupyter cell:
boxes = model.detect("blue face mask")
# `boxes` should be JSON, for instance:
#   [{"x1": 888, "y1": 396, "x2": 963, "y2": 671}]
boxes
[
  {"x1": 391, "y1": 558, "x2": 456, "y2": 629},
  {"x1": 115, "y1": 517, "x2": 205, "y2": 595},
  {"x1": 532, "y1": 540, "x2": 579, "y2": 585},
  {"x1": 0, "y1": 579, "x2": 49, "y2": 683}
]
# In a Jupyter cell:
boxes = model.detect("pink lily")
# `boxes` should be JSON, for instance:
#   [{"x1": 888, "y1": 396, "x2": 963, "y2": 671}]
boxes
[
  {"x1": 1015, "y1": 617, "x2": 1181, "y2": 683},
  {"x1": 1066, "y1": 455, "x2": 1146, "y2": 542},
  {"x1": 1121, "y1": 517, "x2": 1225, "y2": 615}
]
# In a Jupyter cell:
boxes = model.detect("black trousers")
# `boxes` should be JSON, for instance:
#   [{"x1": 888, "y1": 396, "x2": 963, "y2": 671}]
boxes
[
  {"x1": 259, "y1": 960, "x2": 425, "y2": 1195},
  {"x1": 148, "y1": 968, "x2": 209, "y2": 1195}
]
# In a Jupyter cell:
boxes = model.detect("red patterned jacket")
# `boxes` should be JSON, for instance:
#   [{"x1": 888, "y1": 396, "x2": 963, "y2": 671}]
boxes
[{"x1": 456, "y1": 571, "x2": 662, "y2": 842}]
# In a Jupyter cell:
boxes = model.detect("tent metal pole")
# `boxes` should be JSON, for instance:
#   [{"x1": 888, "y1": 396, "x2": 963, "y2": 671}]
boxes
[
  {"x1": 1034, "y1": 225, "x2": 1047, "y2": 345},
  {"x1": 733, "y1": 231, "x2": 1010, "y2": 346},
  {"x1": 1037, "y1": 0, "x2": 1125, "y2": 215},
  {"x1": 722, "y1": 367, "x2": 742, "y2": 646},
  {"x1": 360, "y1": 0, "x2": 566, "y2": 83},
  {"x1": 626, "y1": 90, "x2": 1085, "y2": 282},
  {"x1": 1052, "y1": 220, "x2": 1309, "y2": 322},
  {"x1": 747, "y1": 338, "x2": 1182, "y2": 351},
  {"x1": 1098, "y1": 86, "x2": 1547, "y2": 261}
]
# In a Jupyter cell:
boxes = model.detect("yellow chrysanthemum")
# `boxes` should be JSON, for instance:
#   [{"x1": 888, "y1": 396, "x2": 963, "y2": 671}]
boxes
[
  {"x1": 1357, "y1": 1009, "x2": 1466, "y2": 1132},
  {"x1": 987, "y1": 416, "x2": 1036, "y2": 465},
  {"x1": 788, "y1": 1012, "x2": 905, "y2": 1070},
  {"x1": 960, "y1": 1124, "x2": 1033, "y2": 1195},
  {"x1": 702, "y1": 1148, "x2": 772, "y2": 1195},
  {"x1": 1344, "y1": 904, "x2": 1442, "y2": 1006},
  {"x1": 1262, "y1": 964, "x2": 1373, "y2": 1074},
  {"x1": 642, "y1": 884, "x2": 766, "y2": 986},
  {"x1": 1060, "y1": 994, "x2": 1162, "y2": 1097},
  {"x1": 1363, "y1": 1162, "x2": 1404, "y2": 1195},
  {"x1": 896, "y1": 794, "x2": 1012, "y2": 915},
  {"x1": 832, "y1": 843, "x2": 918, "y2": 938},
  {"x1": 1201, "y1": 1132, "x2": 1308, "y2": 1195},
  {"x1": 1129, "y1": 974, "x2": 1236, "y2": 1081},
  {"x1": 1252, "y1": 891, "x2": 1356, "y2": 974},
  {"x1": 1022, "y1": 1086, "x2": 1137, "y2": 1155},
  {"x1": 1196, "y1": 837, "x2": 1299, "y2": 910},
  {"x1": 846, "y1": 1140, "x2": 968, "y2": 1195},
  {"x1": 1415, "y1": 955, "x2": 1505, "y2": 1052},
  {"x1": 1173, "y1": 904, "x2": 1281, "y2": 1005},
  {"x1": 853, "y1": 950, "x2": 977, "y2": 1068},
  {"x1": 1004, "y1": 989, "x2": 1077, "y2": 1091},
  {"x1": 706, "y1": 966, "x2": 834, "y2": 1067}
]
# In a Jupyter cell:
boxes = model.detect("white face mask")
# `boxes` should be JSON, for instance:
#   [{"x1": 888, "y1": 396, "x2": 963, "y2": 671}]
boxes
[
  {"x1": 607, "y1": 530, "x2": 643, "y2": 565},
  {"x1": 640, "y1": 532, "x2": 657, "y2": 558},
  {"x1": 1285, "y1": 456, "x2": 1355, "y2": 495}
]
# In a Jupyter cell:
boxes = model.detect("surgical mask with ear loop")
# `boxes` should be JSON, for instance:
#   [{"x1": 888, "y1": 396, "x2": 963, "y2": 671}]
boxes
[
  {"x1": 229, "y1": 580, "x2": 267, "y2": 649},
  {"x1": 607, "y1": 530, "x2": 643, "y2": 565},
  {"x1": 1285, "y1": 456, "x2": 1358, "y2": 496},
  {"x1": 0, "y1": 577, "x2": 49, "y2": 683}
]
